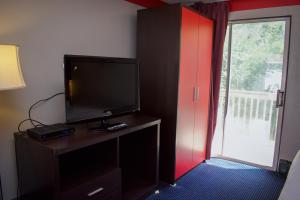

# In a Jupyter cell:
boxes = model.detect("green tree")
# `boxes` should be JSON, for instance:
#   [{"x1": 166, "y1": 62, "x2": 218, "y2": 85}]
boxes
[{"x1": 228, "y1": 21, "x2": 285, "y2": 92}]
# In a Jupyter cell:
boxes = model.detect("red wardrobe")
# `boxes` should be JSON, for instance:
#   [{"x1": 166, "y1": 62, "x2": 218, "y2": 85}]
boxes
[{"x1": 138, "y1": 5, "x2": 213, "y2": 183}]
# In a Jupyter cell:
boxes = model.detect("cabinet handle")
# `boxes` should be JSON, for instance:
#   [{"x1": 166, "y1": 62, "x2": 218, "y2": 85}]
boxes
[
  {"x1": 196, "y1": 87, "x2": 199, "y2": 101},
  {"x1": 193, "y1": 87, "x2": 197, "y2": 102},
  {"x1": 88, "y1": 187, "x2": 104, "y2": 197},
  {"x1": 193, "y1": 87, "x2": 200, "y2": 102}
]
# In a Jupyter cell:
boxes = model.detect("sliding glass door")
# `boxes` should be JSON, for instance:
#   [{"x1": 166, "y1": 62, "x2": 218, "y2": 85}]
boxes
[{"x1": 213, "y1": 18, "x2": 290, "y2": 169}]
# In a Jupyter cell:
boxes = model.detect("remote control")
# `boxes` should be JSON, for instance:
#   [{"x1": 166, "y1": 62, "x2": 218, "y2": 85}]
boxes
[{"x1": 107, "y1": 123, "x2": 128, "y2": 131}]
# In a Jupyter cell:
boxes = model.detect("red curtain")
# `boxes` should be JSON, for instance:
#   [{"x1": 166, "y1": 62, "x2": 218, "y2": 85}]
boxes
[{"x1": 191, "y1": 1, "x2": 230, "y2": 159}]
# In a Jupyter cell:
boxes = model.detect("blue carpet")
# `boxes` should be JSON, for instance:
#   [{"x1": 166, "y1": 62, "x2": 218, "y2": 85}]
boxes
[{"x1": 147, "y1": 159, "x2": 285, "y2": 200}]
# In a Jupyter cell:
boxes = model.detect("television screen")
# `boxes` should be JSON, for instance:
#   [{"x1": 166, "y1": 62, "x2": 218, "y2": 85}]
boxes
[{"x1": 64, "y1": 55, "x2": 139, "y2": 123}]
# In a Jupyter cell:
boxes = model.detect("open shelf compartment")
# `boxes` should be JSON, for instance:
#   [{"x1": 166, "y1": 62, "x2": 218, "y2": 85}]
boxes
[
  {"x1": 119, "y1": 126, "x2": 159, "y2": 200},
  {"x1": 58, "y1": 138, "x2": 119, "y2": 192}
]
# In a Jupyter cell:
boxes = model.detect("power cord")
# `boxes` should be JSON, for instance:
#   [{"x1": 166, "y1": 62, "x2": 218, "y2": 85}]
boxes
[
  {"x1": 28, "y1": 92, "x2": 64, "y2": 127},
  {"x1": 17, "y1": 92, "x2": 64, "y2": 133},
  {"x1": 17, "y1": 119, "x2": 46, "y2": 133}
]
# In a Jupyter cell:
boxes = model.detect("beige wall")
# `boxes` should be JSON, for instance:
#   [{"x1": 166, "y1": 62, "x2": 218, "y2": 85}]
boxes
[
  {"x1": 0, "y1": 0, "x2": 141, "y2": 199},
  {"x1": 230, "y1": 6, "x2": 300, "y2": 162}
]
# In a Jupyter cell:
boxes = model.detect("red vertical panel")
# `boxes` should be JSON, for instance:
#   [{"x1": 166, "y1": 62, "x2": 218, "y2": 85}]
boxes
[
  {"x1": 176, "y1": 7, "x2": 198, "y2": 179},
  {"x1": 193, "y1": 15, "x2": 213, "y2": 165}
]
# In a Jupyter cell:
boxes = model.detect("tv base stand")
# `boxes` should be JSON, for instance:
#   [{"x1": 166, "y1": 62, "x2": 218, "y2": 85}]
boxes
[{"x1": 88, "y1": 118, "x2": 114, "y2": 130}]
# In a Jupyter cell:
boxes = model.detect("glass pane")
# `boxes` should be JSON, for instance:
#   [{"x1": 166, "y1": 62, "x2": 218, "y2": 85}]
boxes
[{"x1": 223, "y1": 20, "x2": 286, "y2": 167}]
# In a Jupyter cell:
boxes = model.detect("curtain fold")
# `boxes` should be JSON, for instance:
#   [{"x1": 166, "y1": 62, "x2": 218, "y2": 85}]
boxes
[{"x1": 191, "y1": 1, "x2": 230, "y2": 159}]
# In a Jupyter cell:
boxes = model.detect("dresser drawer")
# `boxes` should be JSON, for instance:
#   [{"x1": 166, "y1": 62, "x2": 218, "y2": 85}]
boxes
[{"x1": 61, "y1": 168, "x2": 121, "y2": 200}]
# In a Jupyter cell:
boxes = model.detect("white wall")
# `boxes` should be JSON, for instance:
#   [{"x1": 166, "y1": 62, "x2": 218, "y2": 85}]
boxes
[
  {"x1": 230, "y1": 6, "x2": 300, "y2": 162},
  {"x1": 0, "y1": 0, "x2": 141, "y2": 199}
]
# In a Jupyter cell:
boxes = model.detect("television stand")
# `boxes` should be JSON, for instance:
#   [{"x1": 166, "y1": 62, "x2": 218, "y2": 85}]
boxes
[{"x1": 15, "y1": 114, "x2": 160, "y2": 200}]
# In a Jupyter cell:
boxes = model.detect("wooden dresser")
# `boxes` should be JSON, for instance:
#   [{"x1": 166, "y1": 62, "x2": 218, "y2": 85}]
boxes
[{"x1": 15, "y1": 114, "x2": 160, "y2": 200}]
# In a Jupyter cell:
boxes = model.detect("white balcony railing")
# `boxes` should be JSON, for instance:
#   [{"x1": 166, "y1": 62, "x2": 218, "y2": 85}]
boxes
[{"x1": 218, "y1": 90, "x2": 278, "y2": 141}]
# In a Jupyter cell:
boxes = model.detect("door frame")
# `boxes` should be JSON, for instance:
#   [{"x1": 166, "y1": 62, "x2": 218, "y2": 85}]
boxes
[{"x1": 217, "y1": 17, "x2": 291, "y2": 171}]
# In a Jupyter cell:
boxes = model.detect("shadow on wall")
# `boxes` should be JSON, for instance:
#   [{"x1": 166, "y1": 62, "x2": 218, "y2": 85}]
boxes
[{"x1": 0, "y1": 91, "x2": 26, "y2": 200}]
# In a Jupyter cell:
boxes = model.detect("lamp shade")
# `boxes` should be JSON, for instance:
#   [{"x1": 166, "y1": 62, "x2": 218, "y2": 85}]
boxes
[{"x1": 0, "y1": 44, "x2": 26, "y2": 90}]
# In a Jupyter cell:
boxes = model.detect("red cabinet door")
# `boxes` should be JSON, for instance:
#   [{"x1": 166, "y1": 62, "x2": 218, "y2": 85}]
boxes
[
  {"x1": 175, "y1": 7, "x2": 199, "y2": 180},
  {"x1": 193, "y1": 15, "x2": 213, "y2": 165}
]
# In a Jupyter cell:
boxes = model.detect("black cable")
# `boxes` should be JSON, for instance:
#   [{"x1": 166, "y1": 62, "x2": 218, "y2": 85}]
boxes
[
  {"x1": 28, "y1": 92, "x2": 64, "y2": 127},
  {"x1": 17, "y1": 92, "x2": 65, "y2": 133},
  {"x1": 17, "y1": 119, "x2": 46, "y2": 133}
]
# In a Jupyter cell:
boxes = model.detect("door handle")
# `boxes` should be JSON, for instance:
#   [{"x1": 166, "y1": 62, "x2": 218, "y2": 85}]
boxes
[{"x1": 276, "y1": 90, "x2": 285, "y2": 108}]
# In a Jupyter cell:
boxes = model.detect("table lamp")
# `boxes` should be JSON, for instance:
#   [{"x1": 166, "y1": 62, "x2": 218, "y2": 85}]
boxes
[
  {"x1": 0, "y1": 44, "x2": 26, "y2": 90},
  {"x1": 0, "y1": 44, "x2": 26, "y2": 200}
]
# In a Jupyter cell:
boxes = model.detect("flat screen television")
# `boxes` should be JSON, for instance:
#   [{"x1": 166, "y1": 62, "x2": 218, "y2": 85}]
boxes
[{"x1": 64, "y1": 55, "x2": 140, "y2": 123}]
